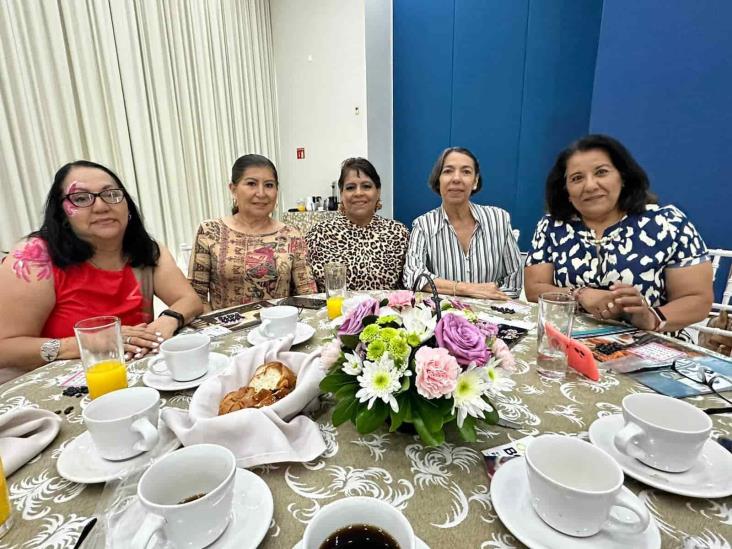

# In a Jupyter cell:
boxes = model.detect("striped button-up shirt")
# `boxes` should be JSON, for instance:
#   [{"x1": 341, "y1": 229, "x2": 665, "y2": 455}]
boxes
[{"x1": 403, "y1": 203, "x2": 523, "y2": 297}]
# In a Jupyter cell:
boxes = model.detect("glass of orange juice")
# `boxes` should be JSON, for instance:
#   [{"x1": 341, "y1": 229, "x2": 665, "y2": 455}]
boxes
[
  {"x1": 325, "y1": 262, "x2": 347, "y2": 320},
  {"x1": 0, "y1": 457, "x2": 13, "y2": 539},
  {"x1": 74, "y1": 316, "x2": 128, "y2": 400}
]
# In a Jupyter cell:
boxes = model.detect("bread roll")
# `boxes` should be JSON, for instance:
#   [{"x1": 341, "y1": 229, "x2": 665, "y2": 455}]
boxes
[{"x1": 218, "y1": 361, "x2": 297, "y2": 415}]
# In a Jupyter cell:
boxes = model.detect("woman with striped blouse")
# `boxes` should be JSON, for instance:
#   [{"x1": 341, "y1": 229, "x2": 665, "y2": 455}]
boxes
[{"x1": 403, "y1": 147, "x2": 523, "y2": 300}]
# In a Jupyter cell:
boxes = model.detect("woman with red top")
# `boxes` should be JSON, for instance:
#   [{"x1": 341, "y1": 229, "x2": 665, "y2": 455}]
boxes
[{"x1": 0, "y1": 160, "x2": 202, "y2": 382}]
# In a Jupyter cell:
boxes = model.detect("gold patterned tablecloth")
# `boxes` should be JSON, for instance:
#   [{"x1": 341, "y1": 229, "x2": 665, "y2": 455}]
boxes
[{"x1": 1, "y1": 297, "x2": 731, "y2": 549}]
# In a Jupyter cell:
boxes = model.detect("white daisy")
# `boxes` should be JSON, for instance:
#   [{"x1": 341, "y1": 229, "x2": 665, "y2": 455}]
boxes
[
  {"x1": 342, "y1": 352, "x2": 363, "y2": 375},
  {"x1": 355, "y1": 354, "x2": 402, "y2": 412},
  {"x1": 451, "y1": 364, "x2": 494, "y2": 427},
  {"x1": 401, "y1": 303, "x2": 436, "y2": 342}
]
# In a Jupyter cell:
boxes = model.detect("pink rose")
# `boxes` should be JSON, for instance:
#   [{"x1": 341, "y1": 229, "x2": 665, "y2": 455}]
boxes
[
  {"x1": 435, "y1": 313, "x2": 490, "y2": 367},
  {"x1": 414, "y1": 346, "x2": 460, "y2": 399},
  {"x1": 492, "y1": 338, "x2": 516, "y2": 371},
  {"x1": 387, "y1": 290, "x2": 414, "y2": 309},
  {"x1": 320, "y1": 339, "x2": 342, "y2": 369}
]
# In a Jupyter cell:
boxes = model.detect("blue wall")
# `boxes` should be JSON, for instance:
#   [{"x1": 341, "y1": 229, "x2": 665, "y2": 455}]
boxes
[
  {"x1": 393, "y1": 0, "x2": 603, "y2": 249},
  {"x1": 589, "y1": 0, "x2": 732, "y2": 252}
]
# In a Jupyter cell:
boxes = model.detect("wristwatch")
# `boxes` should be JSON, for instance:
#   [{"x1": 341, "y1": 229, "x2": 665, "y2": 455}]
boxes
[
  {"x1": 159, "y1": 309, "x2": 185, "y2": 331},
  {"x1": 40, "y1": 339, "x2": 61, "y2": 362},
  {"x1": 650, "y1": 307, "x2": 668, "y2": 332}
]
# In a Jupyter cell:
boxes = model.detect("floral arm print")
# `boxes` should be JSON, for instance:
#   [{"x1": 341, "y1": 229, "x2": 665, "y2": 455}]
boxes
[{"x1": 12, "y1": 238, "x2": 53, "y2": 282}]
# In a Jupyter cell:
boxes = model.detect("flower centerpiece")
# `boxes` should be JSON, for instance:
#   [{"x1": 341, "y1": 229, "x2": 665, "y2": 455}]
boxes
[{"x1": 319, "y1": 289, "x2": 514, "y2": 446}]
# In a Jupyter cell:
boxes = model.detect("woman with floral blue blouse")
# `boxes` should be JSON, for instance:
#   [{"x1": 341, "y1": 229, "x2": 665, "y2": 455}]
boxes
[{"x1": 524, "y1": 135, "x2": 712, "y2": 333}]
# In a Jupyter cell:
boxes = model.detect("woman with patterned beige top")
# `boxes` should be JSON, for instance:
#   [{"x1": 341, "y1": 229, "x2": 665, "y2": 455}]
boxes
[
  {"x1": 189, "y1": 154, "x2": 317, "y2": 311},
  {"x1": 306, "y1": 158, "x2": 410, "y2": 291}
]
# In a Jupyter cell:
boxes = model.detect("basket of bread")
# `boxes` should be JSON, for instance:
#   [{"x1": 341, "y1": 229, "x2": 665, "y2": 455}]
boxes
[{"x1": 161, "y1": 335, "x2": 327, "y2": 467}]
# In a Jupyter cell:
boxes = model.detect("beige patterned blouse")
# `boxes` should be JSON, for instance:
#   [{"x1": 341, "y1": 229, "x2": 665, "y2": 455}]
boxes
[{"x1": 188, "y1": 219, "x2": 316, "y2": 309}]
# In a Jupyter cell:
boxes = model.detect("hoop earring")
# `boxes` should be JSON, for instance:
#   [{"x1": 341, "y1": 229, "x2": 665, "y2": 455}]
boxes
[
  {"x1": 128, "y1": 213, "x2": 132, "y2": 220},
  {"x1": 376, "y1": 200, "x2": 382, "y2": 211}
]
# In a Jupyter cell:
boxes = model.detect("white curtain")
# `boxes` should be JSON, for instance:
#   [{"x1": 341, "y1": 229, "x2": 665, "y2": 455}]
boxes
[{"x1": 0, "y1": 0, "x2": 280, "y2": 256}]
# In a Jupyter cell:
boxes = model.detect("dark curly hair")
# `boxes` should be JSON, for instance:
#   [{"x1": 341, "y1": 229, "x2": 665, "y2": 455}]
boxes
[
  {"x1": 30, "y1": 160, "x2": 160, "y2": 268},
  {"x1": 546, "y1": 134, "x2": 657, "y2": 221},
  {"x1": 230, "y1": 154, "x2": 279, "y2": 214},
  {"x1": 427, "y1": 147, "x2": 482, "y2": 196},
  {"x1": 338, "y1": 157, "x2": 381, "y2": 190}
]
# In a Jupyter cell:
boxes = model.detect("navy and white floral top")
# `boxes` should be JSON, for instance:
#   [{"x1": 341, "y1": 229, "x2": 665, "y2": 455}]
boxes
[{"x1": 526, "y1": 205, "x2": 708, "y2": 307}]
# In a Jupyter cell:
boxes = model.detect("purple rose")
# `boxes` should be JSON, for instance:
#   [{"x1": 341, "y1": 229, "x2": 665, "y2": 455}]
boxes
[
  {"x1": 435, "y1": 313, "x2": 490, "y2": 367},
  {"x1": 338, "y1": 298, "x2": 380, "y2": 336}
]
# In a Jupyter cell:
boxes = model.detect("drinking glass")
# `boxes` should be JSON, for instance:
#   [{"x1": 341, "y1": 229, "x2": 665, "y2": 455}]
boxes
[
  {"x1": 536, "y1": 292, "x2": 575, "y2": 379},
  {"x1": 0, "y1": 457, "x2": 13, "y2": 539},
  {"x1": 324, "y1": 262, "x2": 347, "y2": 319},
  {"x1": 74, "y1": 316, "x2": 128, "y2": 399}
]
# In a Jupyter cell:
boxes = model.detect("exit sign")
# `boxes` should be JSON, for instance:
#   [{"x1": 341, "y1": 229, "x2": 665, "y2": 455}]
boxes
[{"x1": 296, "y1": 147, "x2": 305, "y2": 159}]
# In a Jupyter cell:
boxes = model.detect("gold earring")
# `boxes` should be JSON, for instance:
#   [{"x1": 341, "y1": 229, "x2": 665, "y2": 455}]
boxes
[{"x1": 376, "y1": 200, "x2": 382, "y2": 211}]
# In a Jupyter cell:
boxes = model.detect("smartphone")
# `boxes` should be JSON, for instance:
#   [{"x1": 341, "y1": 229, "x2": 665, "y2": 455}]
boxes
[{"x1": 280, "y1": 296, "x2": 327, "y2": 309}]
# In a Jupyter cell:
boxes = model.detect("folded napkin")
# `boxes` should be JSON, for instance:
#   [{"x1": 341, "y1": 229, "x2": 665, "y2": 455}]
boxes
[
  {"x1": 0, "y1": 407, "x2": 62, "y2": 476},
  {"x1": 162, "y1": 335, "x2": 326, "y2": 468}
]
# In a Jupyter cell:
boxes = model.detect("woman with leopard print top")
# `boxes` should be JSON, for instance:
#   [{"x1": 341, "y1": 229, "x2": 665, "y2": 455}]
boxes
[{"x1": 306, "y1": 158, "x2": 409, "y2": 291}]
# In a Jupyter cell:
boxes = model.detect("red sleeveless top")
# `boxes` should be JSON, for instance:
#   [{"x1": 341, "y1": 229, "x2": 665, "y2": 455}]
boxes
[{"x1": 41, "y1": 262, "x2": 153, "y2": 338}]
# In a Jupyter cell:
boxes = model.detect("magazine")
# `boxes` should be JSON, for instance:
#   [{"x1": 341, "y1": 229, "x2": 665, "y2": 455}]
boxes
[
  {"x1": 629, "y1": 355, "x2": 732, "y2": 398},
  {"x1": 186, "y1": 301, "x2": 275, "y2": 339},
  {"x1": 574, "y1": 330, "x2": 704, "y2": 373}
]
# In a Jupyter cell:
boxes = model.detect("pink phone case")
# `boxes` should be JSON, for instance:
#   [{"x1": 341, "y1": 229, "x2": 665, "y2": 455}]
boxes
[{"x1": 544, "y1": 323, "x2": 600, "y2": 381}]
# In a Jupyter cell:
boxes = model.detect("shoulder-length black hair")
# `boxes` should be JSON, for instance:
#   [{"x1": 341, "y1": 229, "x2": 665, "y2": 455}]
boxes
[
  {"x1": 30, "y1": 160, "x2": 160, "y2": 268},
  {"x1": 338, "y1": 157, "x2": 381, "y2": 190},
  {"x1": 545, "y1": 134, "x2": 657, "y2": 221},
  {"x1": 230, "y1": 154, "x2": 279, "y2": 214},
  {"x1": 427, "y1": 147, "x2": 482, "y2": 195}
]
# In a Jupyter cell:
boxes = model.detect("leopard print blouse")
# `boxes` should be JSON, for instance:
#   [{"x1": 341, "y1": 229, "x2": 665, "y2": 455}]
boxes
[{"x1": 306, "y1": 212, "x2": 410, "y2": 291}]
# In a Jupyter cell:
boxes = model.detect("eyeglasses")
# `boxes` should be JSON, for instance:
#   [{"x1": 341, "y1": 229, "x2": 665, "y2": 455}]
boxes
[
  {"x1": 671, "y1": 359, "x2": 732, "y2": 414},
  {"x1": 63, "y1": 189, "x2": 125, "y2": 208}
]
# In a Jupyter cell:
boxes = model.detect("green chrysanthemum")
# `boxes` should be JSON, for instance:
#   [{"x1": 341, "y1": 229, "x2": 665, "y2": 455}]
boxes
[
  {"x1": 379, "y1": 327, "x2": 399, "y2": 342},
  {"x1": 359, "y1": 324, "x2": 381, "y2": 343},
  {"x1": 388, "y1": 338, "x2": 410, "y2": 360},
  {"x1": 366, "y1": 339, "x2": 386, "y2": 360},
  {"x1": 376, "y1": 314, "x2": 401, "y2": 326}
]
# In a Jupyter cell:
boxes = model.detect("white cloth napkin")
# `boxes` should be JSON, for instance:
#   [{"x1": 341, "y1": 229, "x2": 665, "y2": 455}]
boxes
[
  {"x1": 0, "y1": 407, "x2": 62, "y2": 476},
  {"x1": 162, "y1": 335, "x2": 326, "y2": 468}
]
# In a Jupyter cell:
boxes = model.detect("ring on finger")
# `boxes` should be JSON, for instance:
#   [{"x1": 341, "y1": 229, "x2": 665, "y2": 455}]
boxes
[{"x1": 125, "y1": 336, "x2": 132, "y2": 345}]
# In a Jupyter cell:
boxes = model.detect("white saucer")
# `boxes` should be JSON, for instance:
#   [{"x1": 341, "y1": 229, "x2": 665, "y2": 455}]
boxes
[
  {"x1": 292, "y1": 535, "x2": 429, "y2": 548},
  {"x1": 247, "y1": 322, "x2": 315, "y2": 346},
  {"x1": 57, "y1": 420, "x2": 180, "y2": 484},
  {"x1": 589, "y1": 414, "x2": 732, "y2": 499},
  {"x1": 142, "y1": 352, "x2": 229, "y2": 391},
  {"x1": 111, "y1": 468, "x2": 273, "y2": 549},
  {"x1": 491, "y1": 457, "x2": 660, "y2": 549}
]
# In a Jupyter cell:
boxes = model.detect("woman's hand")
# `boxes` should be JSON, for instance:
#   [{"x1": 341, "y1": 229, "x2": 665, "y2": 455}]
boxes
[
  {"x1": 610, "y1": 283, "x2": 657, "y2": 330},
  {"x1": 121, "y1": 323, "x2": 163, "y2": 361},
  {"x1": 464, "y1": 282, "x2": 510, "y2": 301},
  {"x1": 145, "y1": 315, "x2": 179, "y2": 341},
  {"x1": 577, "y1": 288, "x2": 623, "y2": 321}
]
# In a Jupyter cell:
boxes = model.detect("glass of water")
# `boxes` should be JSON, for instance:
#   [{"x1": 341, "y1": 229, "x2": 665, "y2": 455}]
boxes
[{"x1": 536, "y1": 292, "x2": 576, "y2": 379}]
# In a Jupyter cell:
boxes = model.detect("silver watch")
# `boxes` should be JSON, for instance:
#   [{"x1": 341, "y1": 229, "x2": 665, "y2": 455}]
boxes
[{"x1": 40, "y1": 339, "x2": 61, "y2": 362}]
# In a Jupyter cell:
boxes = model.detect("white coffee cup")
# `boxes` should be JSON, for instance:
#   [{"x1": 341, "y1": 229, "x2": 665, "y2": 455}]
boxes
[
  {"x1": 131, "y1": 444, "x2": 236, "y2": 549},
  {"x1": 149, "y1": 333, "x2": 210, "y2": 381},
  {"x1": 82, "y1": 387, "x2": 160, "y2": 461},
  {"x1": 302, "y1": 496, "x2": 415, "y2": 549},
  {"x1": 614, "y1": 393, "x2": 712, "y2": 472},
  {"x1": 260, "y1": 305, "x2": 298, "y2": 339},
  {"x1": 525, "y1": 434, "x2": 650, "y2": 537}
]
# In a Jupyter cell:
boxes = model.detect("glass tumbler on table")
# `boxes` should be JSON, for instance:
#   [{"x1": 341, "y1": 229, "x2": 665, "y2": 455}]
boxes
[
  {"x1": 324, "y1": 262, "x2": 347, "y2": 320},
  {"x1": 536, "y1": 292, "x2": 576, "y2": 379},
  {"x1": 0, "y1": 457, "x2": 12, "y2": 539},
  {"x1": 74, "y1": 316, "x2": 128, "y2": 399}
]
